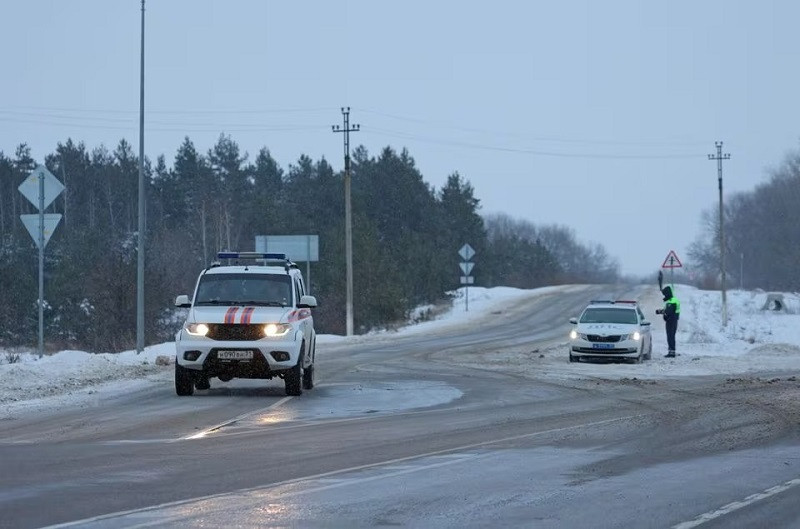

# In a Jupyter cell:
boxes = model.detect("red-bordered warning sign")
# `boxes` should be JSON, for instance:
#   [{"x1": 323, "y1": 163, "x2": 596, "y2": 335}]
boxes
[{"x1": 661, "y1": 250, "x2": 683, "y2": 269}]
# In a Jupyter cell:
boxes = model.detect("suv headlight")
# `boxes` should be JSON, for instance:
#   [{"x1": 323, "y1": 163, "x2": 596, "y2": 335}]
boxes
[
  {"x1": 264, "y1": 323, "x2": 291, "y2": 337},
  {"x1": 186, "y1": 323, "x2": 210, "y2": 336}
]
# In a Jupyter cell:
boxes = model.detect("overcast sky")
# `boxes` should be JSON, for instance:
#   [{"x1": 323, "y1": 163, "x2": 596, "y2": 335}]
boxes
[{"x1": 2, "y1": 1, "x2": 799, "y2": 276}]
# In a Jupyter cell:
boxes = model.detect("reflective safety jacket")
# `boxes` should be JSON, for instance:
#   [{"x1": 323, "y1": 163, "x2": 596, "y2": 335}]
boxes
[{"x1": 661, "y1": 286, "x2": 680, "y2": 322}]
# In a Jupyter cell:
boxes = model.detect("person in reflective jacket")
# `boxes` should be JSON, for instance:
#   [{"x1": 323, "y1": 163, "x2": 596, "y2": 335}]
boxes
[{"x1": 655, "y1": 286, "x2": 680, "y2": 358}]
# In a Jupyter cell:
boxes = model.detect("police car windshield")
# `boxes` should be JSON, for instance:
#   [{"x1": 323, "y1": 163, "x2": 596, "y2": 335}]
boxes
[
  {"x1": 580, "y1": 308, "x2": 638, "y2": 325},
  {"x1": 194, "y1": 273, "x2": 292, "y2": 307}
]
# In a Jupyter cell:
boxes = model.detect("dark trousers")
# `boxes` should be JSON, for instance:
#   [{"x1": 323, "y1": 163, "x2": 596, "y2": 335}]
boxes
[{"x1": 665, "y1": 319, "x2": 678, "y2": 351}]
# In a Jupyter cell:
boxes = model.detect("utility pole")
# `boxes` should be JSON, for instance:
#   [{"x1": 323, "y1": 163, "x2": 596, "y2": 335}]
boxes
[
  {"x1": 708, "y1": 141, "x2": 730, "y2": 327},
  {"x1": 332, "y1": 107, "x2": 359, "y2": 336},
  {"x1": 740, "y1": 253, "x2": 744, "y2": 290},
  {"x1": 136, "y1": 0, "x2": 146, "y2": 352}
]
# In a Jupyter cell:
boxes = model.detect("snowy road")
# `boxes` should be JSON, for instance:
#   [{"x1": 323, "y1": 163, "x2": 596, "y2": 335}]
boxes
[{"x1": 2, "y1": 285, "x2": 800, "y2": 528}]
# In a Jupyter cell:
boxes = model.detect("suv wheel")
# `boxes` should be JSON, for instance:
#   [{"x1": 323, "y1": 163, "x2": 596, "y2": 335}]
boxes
[
  {"x1": 285, "y1": 363, "x2": 303, "y2": 396},
  {"x1": 303, "y1": 364, "x2": 315, "y2": 390},
  {"x1": 195, "y1": 376, "x2": 211, "y2": 391},
  {"x1": 175, "y1": 364, "x2": 195, "y2": 396}
]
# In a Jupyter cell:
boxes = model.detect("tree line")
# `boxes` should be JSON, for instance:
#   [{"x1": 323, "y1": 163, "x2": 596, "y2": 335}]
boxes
[
  {"x1": 0, "y1": 135, "x2": 620, "y2": 352},
  {"x1": 689, "y1": 144, "x2": 800, "y2": 292}
]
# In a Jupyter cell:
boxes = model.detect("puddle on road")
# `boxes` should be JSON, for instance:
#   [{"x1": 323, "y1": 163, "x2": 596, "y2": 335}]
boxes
[
  {"x1": 184, "y1": 380, "x2": 464, "y2": 438},
  {"x1": 295, "y1": 380, "x2": 463, "y2": 420}
]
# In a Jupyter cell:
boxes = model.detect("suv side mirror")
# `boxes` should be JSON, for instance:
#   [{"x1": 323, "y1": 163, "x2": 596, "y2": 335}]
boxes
[
  {"x1": 298, "y1": 295, "x2": 318, "y2": 308},
  {"x1": 175, "y1": 295, "x2": 191, "y2": 308},
  {"x1": 569, "y1": 317, "x2": 578, "y2": 325}
]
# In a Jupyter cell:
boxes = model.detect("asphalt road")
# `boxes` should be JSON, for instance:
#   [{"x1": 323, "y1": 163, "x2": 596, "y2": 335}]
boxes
[{"x1": 2, "y1": 284, "x2": 800, "y2": 529}]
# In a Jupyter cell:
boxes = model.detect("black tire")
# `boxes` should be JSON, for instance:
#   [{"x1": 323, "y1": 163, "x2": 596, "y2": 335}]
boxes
[
  {"x1": 175, "y1": 363, "x2": 195, "y2": 396},
  {"x1": 303, "y1": 364, "x2": 315, "y2": 390},
  {"x1": 285, "y1": 363, "x2": 303, "y2": 396},
  {"x1": 569, "y1": 354, "x2": 578, "y2": 363},
  {"x1": 645, "y1": 339, "x2": 652, "y2": 361},
  {"x1": 195, "y1": 376, "x2": 210, "y2": 391}
]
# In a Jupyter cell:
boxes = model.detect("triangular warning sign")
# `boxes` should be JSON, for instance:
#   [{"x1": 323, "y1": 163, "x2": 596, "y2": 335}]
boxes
[{"x1": 661, "y1": 250, "x2": 683, "y2": 269}]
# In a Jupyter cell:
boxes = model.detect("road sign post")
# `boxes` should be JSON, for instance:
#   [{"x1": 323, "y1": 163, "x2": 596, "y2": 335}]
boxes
[
  {"x1": 18, "y1": 165, "x2": 64, "y2": 358},
  {"x1": 458, "y1": 243, "x2": 476, "y2": 312},
  {"x1": 255, "y1": 235, "x2": 319, "y2": 293}
]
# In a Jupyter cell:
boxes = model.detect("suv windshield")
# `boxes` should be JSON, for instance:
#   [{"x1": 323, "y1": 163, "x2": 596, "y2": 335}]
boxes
[
  {"x1": 194, "y1": 273, "x2": 292, "y2": 307},
  {"x1": 580, "y1": 308, "x2": 638, "y2": 325}
]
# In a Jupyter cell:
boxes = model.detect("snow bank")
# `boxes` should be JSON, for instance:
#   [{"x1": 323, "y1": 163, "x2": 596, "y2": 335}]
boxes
[{"x1": 0, "y1": 343, "x2": 174, "y2": 416}]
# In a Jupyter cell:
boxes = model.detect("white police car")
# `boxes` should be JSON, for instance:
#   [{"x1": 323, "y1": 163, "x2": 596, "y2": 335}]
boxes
[
  {"x1": 568, "y1": 300, "x2": 652, "y2": 363},
  {"x1": 174, "y1": 252, "x2": 317, "y2": 396}
]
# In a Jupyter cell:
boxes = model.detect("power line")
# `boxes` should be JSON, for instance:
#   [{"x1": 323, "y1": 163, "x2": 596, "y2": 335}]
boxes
[
  {"x1": 1, "y1": 105, "x2": 331, "y2": 115},
  {"x1": 357, "y1": 107, "x2": 710, "y2": 147},
  {"x1": 365, "y1": 126, "x2": 707, "y2": 160},
  {"x1": 0, "y1": 115, "x2": 326, "y2": 133}
]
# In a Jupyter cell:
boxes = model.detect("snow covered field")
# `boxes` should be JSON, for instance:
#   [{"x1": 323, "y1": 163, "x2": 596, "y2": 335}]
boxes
[{"x1": 1, "y1": 285, "x2": 799, "y2": 418}]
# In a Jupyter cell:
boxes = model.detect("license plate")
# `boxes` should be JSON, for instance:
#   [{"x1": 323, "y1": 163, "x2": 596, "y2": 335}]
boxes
[
  {"x1": 217, "y1": 350, "x2": 254, "y2": 360},
  {"x1": 592, "y1": 343, "x2": 613, "y2": 349}
]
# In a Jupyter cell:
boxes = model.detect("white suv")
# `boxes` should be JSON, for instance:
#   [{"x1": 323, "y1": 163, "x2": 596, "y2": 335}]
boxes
[
  {"x1": 174, "y1": 252, "x2": 317, "y2": 396},
  {"x1": 568, "y1": 300, "x2": 652, "y2": 363}
]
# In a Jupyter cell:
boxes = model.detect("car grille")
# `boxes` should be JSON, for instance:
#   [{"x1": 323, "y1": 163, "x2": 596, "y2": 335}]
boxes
[
  {"x1": 206, "y1": 324, "x2": 264, "y2": 341},
  {"x1": 587, "y1": 334, "x2": 622, "y2": 343}
]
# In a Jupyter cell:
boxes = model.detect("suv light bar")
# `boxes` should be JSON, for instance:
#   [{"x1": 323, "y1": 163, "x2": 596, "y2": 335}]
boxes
[{"x1": 217, "y1": 252, "x2": 287, "y2": 260}]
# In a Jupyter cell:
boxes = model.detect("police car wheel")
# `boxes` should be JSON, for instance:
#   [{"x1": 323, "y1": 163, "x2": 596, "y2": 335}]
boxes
[
  {"x1": 175, "y1": 364, "x2": 195, "y2": 396},
  {"x1": 569, "y1": 354, "x2": 578, "y2": 363},
  {"x1": 285, "y1": 362, "x2": 303, "y2": 396}
]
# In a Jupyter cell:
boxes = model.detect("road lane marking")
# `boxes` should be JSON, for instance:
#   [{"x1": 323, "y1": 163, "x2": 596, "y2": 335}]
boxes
[
  {"x1": 179, "y1": 376, "x2": 331, "y2": 440},
  {"x1": 179, "y1": 396, "x2": 292, "y2": 440},
  {"x1": 42, "y1": 412, "x2": 644, "y2": 528},
  {"x1": 672, "y1": 477, "x2": 800, "y2": 529},
  {"x1": 89, "y1": 453, "x2": 492, "y2": 529}
]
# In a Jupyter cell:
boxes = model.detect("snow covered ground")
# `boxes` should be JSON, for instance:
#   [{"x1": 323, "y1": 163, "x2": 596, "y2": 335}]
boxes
[{"x1": 1, "y1": 285, "x2": 799, "y2": 418}]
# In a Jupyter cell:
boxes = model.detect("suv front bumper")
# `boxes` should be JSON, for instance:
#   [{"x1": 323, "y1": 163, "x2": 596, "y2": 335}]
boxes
[{"x1": 176, "y1": 334, "x2": 302, "y2": 376}]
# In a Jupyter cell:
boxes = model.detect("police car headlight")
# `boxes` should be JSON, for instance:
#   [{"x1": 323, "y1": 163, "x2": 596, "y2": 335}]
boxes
[
  {"x1": 570, "y1": 330, "x2": 578, "y2": 340},
  {"x1": 264, "y1": 323, "x2": 291, "y2": 337},
  {"x1": 623, "y1": 332, "x2": 641, "y2": 341},
  {"x1": 186, "y1": 323, "x2": 210, "y2": 336}
]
